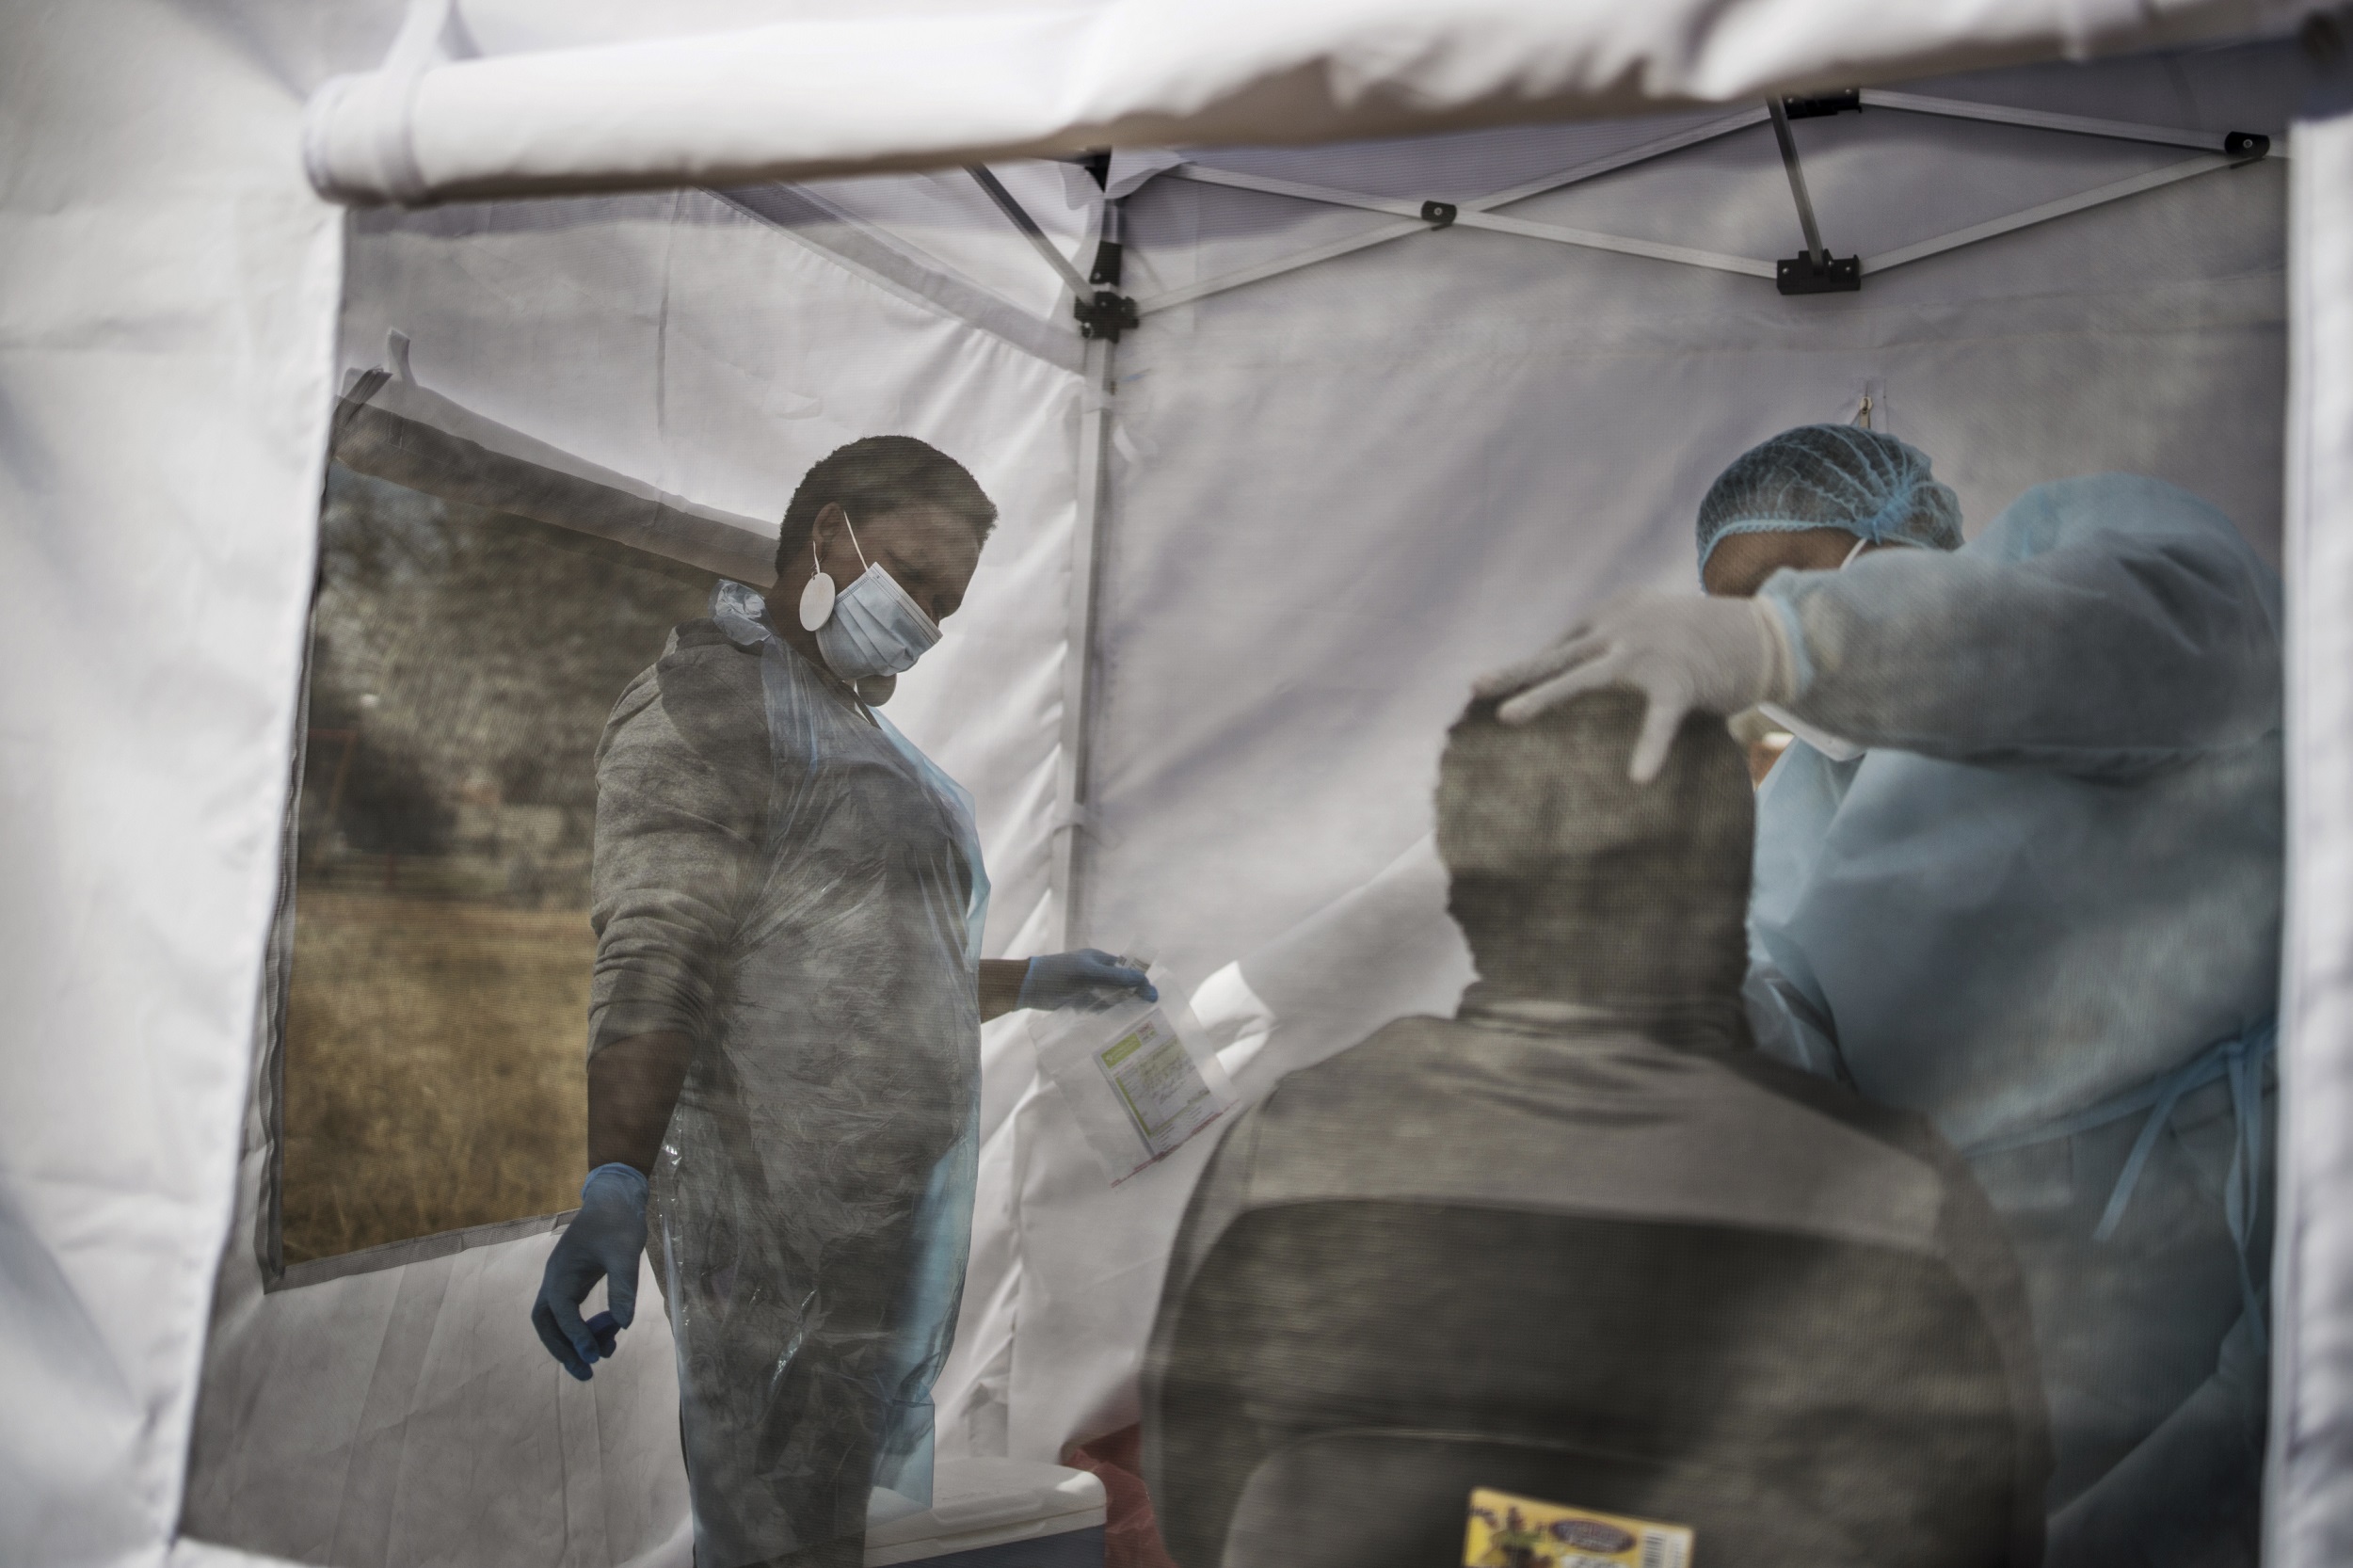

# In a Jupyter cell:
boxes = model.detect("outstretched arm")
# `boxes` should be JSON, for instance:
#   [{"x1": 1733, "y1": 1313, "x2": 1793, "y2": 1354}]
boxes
[
  {"x1": 1763, "y1": 477, "x2": 2280, "y2": 773},
  {"x1": 982, "y1": 952, "x2": 1159, "y2": 1019}
]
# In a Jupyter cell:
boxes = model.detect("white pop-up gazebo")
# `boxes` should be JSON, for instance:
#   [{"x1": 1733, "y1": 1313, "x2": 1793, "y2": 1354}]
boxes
[{"x1": 6, "y1": 3, "x2": 2352, "y2": 1566}]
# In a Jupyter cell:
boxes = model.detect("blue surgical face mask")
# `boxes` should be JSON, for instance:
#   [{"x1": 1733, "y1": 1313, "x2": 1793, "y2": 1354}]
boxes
[{"x1": 797, "y1": 513, "x2": 942, "y2": 682}]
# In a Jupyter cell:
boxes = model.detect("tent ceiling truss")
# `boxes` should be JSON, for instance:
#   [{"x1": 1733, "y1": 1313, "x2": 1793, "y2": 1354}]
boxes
[
  {"x1": 1127, "y1": 90, "x2": 2277, "y2": 308},
  {"x1": 911, "y1": 88, "x2": 2282, "y2": 942}
]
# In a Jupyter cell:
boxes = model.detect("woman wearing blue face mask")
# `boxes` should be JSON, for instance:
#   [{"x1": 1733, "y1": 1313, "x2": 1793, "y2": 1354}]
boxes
[{"x1": 531, "y1": 437, "x2": 1153, "y2": 1568}]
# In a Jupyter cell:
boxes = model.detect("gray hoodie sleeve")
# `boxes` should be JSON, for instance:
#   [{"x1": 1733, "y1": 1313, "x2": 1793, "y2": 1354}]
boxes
[{"x1": 586, "y1": 639, "x2": 768, "y2": 1055}]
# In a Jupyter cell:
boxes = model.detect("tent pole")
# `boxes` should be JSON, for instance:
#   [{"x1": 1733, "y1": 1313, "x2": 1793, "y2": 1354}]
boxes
[
  {"x1": 968, "y1": 165, "x2": 1094, "y2": 297},
  {"x1": 1860, "y1": 88, "x2": 2278, "y2": 158},
  {"x1": 1053, "y1": 203, "x2": 1122, "y2": 948},
  {"x1": 1862, "y1": 150, "x2": 2247, "y2": 276},
  {"x1": 1766, "y1": 98, "x2": 1830, "y2": 264}
]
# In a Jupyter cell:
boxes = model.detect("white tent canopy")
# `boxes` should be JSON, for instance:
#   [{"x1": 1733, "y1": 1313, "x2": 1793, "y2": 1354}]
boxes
[
  {"x1": 303, "y1": 0, "x2": 2310, "y2": 200},
  {"x1": 4, "y1": 5, "x2": 2352, "y2": 1568}
]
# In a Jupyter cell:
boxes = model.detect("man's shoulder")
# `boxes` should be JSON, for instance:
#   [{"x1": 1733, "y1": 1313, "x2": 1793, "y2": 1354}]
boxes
[
  {"x1": 602, "y1": 620, "x2": 769, "y2": 783},
  {"x1": 1257, "y1": 1014, "x2": 1480, "y2": 1114}
]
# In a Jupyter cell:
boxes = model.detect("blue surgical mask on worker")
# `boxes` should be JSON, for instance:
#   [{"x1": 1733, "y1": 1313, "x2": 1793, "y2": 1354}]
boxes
[{"x1": 797, "y1": 512, "x2": 942, "y2": 681}]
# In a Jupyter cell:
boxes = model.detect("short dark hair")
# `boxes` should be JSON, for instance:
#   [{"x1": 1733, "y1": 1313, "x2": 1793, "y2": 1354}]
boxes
[
  {"x1": 1436, "y1": 689, "x2": 1752, "y2": 1008},
  {"x1": 775, "y1": 436, "x2": 998, "y2": 577}
]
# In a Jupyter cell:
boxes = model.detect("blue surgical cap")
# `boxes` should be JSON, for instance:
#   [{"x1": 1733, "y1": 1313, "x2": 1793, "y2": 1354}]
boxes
[{"x1": 1696, "y1": 424, "x2": 1962, "y2": 568}]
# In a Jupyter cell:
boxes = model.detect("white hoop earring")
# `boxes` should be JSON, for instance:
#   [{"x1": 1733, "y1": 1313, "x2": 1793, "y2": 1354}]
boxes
[
  {"x1": 799, "y1": 511, "x2": 874, "y2": 630},
  {"x1": 798, "y1": 533, "x2": 837, "y2": 631}
]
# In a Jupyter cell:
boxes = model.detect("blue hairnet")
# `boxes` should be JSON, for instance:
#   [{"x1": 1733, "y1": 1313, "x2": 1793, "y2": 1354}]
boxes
[{"x1": 1696, "y1": 424, "x2": 1962, "y2": 568}]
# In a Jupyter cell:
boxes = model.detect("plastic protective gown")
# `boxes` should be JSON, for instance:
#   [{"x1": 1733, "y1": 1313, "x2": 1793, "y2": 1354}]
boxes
[
  {"x1": 1743, "y1": 475, "x2": 2281, "y2": 1566},
  {"x1": 589, "y1": 581, "x2": 986, "y2": 1568}
]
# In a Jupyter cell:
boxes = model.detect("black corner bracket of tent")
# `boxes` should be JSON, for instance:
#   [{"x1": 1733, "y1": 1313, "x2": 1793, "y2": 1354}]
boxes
[
  {"x1": 1777, "y1": 252, "x2": 1863, "y2": 293},
  {"x1": 1080, "y1": 199, "x2": 1139, "y2": 338},
  {"x1": 968, "y1": 164, "x2": 1141, "y2": 340},
  {"x1": 2224, "y1": 131, "x2": 2272, "y2": 158},
  {"x1": 1074, "y1": 289, "x2": 1140, "y2": 340},
  {"x1": 1421, "y1": 200, "x2": 1459, "y2": 228},
  {"x1": 1782, "y1": 89, "x2": 1862, "y2": 120},
  {"x1": 1089, "y1": 239, "x2": 1125, "y2": 286}
]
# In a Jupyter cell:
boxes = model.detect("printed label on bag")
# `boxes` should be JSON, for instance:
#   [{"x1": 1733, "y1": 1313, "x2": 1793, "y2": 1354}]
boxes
[
  {"x1": 1093, "y1": 1010, "x2": 1220, "y2": 1159},
  {"x1": 1465, "y1": 1488, "x2": 1693, "y2": 1568}
]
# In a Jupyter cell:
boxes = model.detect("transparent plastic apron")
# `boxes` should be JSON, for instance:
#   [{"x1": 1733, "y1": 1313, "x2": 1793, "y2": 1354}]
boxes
[{"x1": 658, "y1": 583, "x2": 987, "y2": 1568}]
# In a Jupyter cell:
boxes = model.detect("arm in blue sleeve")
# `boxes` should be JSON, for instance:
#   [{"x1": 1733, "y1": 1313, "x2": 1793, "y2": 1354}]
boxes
[{"x1": 1759, "y1": 475, "x2": 2281, "y2": 775}]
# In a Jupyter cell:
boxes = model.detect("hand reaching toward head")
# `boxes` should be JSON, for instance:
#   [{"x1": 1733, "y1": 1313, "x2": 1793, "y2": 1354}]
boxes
[{"x1": 1475, "y1": 593, "x2": 1793, "y2": 782}]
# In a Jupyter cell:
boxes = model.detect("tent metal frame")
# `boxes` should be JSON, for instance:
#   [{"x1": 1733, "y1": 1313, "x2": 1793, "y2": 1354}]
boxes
[
  {"x1": 1123, "y1": 91, "x2": 2276, "y2": 312},
  {"x1": 950, "y1": 93, "x2": 2282, "y2": 943}
]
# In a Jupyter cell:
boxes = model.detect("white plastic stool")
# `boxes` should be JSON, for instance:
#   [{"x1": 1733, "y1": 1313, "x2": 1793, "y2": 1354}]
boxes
[{"x1": 865, "y1": 1458, "x2": 1108, "y2": 1567}]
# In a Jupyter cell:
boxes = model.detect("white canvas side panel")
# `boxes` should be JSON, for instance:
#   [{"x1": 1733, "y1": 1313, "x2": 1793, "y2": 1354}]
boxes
[
  {"x1": 300, "y1": 0, "x2": 2319, "y2": 204},
  {"x1": 0, "y1": 3, "x2": 360, "y2": 1565},
  {"x1": 989, "y1": 61, "x2": 2295, "y2": 1463},
  {"x1": 2272, "y1": 56, "x2": 2353, "y2": 1568}
]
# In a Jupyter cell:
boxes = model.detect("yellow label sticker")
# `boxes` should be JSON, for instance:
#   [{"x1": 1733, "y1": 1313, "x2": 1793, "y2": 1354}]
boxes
[{"x1": 1464, "y1": 1487, "x2": 1693, "y2": 1568}]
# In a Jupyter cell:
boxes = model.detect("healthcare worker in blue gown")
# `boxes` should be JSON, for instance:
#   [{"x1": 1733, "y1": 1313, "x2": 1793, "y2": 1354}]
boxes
[
  {"x1": 1481, "y1": 425, "x2": 2281, "y2": 1567},
  {"x1": 528, "y1": 437, "x2": 1155, "y2": 1568}
]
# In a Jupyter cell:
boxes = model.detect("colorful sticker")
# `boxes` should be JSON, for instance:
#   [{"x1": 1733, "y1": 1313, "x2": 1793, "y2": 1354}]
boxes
[{"x1": 1465, "y1": 1487, "x2": 1693, "y2": 1568}]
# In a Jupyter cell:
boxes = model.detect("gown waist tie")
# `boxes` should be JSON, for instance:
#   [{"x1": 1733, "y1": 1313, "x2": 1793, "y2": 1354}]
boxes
[{"x1": 1964, "y1": 1018, "x2": 2277, "y2": 1351}]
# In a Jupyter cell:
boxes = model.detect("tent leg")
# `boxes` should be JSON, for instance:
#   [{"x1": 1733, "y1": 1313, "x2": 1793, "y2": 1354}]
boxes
[{"x1": 1052, "y1": 328, "x2": 1116, "y2": 949}]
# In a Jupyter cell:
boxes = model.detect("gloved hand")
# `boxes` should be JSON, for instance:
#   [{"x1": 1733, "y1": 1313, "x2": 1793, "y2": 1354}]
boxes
[
  {"x1": 532, "y1": 1161, "x2": 648, "y2": 1381},
  {"x1": 1475, "y1": 591, "x2": 1794, "y2": 783},
  {"x1": 1017, "y1": 950, "x2": 1158, "y2": 1012}
]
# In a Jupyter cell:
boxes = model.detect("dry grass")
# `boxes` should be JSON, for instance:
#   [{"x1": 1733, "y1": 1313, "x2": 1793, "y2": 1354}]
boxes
[{"x1": 281, "y1": 888, "x2": 592, "y2": 1263}]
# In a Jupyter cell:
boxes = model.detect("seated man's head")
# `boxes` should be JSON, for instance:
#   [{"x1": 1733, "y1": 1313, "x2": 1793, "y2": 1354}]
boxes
[
  {"x1": 1436, "y1": 689, "x2": 1751, "y2": 1015},
  {"x1": 1697, "y1": 424, "x2": 1961, "y2": 598}
]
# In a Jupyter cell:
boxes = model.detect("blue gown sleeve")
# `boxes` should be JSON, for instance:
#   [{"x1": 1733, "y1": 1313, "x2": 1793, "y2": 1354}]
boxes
[{"x1": 1756, "y1": 474, "x2": 2281, "y2": 777}]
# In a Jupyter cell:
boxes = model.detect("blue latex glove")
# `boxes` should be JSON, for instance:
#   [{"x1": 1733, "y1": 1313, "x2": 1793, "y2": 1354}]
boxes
[
  {"x1": 532, "y1": 1162, "x2": 647, "y2": 1380},
  {"x1": 1018, "y1": 949, "x2": 1158, "y2": 1012}
]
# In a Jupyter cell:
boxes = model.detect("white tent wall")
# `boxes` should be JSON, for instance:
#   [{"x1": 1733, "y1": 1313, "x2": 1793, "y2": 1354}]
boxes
[
  {"x1": 2275, "y1": 56, "x2": 2353, "y2": 1568},
  {"x1": 0, "y1": 4, "x2": 389, "y2": 1566}
]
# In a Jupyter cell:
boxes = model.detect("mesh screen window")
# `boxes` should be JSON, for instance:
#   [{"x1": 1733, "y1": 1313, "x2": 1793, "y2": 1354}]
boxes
[{"x1": 278, "y1": 464, "x2": 713, "y2": 1264}]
